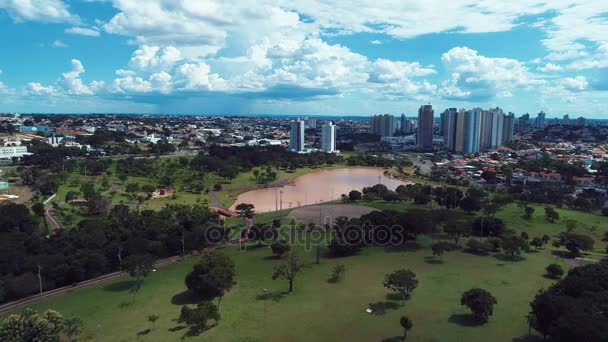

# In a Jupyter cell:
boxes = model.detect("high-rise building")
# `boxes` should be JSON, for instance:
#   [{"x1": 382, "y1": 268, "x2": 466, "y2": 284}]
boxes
[
  {"x1": 370, "y1": 114, "x2": 395, "y2": 137},
  {"x1": 306, "y1": 117, "x2": 317, "y2": 129},
  {"x1": 518, "y1": 113, "x2": 530, "y2": 131},
  {"x1": 535, "y1": 111, "x2": 546, "y2": 129},
  {"x1": 321, "y1": 122, "x2": 336, "y2": 153},
  {"x1": 417, "y1": 105, "x2": 434, "y2": 150},
  {"x1": 479, "y1": 107, "x2": 504, "y2": 150},
  {"x1": 502, "y1": 113, "x2": 515, "y2": 145},
  {"x1": 445, "y1": 108, "x2": 480, "y2": 154},
  {"x1": 289, "y1": 118, "x2": 305, "y2": 152},
  {"x1": 562, "y1": 114, "x2": 570, "y2": 126},
  {"x1": 575, "y1": 116, "x2": 587, "y2": 127}
]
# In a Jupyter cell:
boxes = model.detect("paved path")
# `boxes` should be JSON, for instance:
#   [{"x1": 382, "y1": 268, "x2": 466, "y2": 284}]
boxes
[{"x1": 45, "y1": 206, "x2": 63, "y2": 231}]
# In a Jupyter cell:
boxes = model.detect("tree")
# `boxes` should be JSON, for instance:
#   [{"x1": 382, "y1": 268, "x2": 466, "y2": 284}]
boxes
[
  {"x1": 460, "y1": 196, "x2": 481, "y2": 214},
  {"x1": 444, "y1": 222, "x2": 470, "y2": 246},
  {"x1": 147, "y1": 314, "x2": 160, "y2": 329},
  {"x1": 235, "y1": 203, "x2": 255, "y2": 218},
  {"x1": 31, "y1": 202, "x2": 47, "y2": 232},
  {"x1": 530, "y1": 237, "x2": 544, "y2": 250},
  {"x1": 501, "y1": 235, "x2": 528, "y2": 260},
  {"x1": 328, "y1": 264, "x2": 346, "y2": 283},
  {"x1": 272, "y1": 252, "x2": 302, "y2": 292},
  {"x1": 63, "y1": 317, "x2": 83, "y2": 342},
  {"x1": 348, "y1": 190, "x2": 362, "y2": 202},
  {"x1": 465, "y1": 238, "x2": 492, "y2": 256},
  {"x1": 544, "y1": 207, "x2": 559, "y2": 223},
  {"x1": 399, "y1": 315, "x2": 413, "y2": 340},
  {"x1": 178, "y1": 302, "x2": 220, "y2": 336},
  {"x1": 529, "y1": 261, "x2": 608, "y2": 341},
  {"x1": 0, "y1": 308, "x2": 66, "y2": 342},
  {"x1": 431, "y1": 242, "x2": 451, "y2": 262},
  {"x1": 383, "y1": 269, "x2": 419, "y2": 306},
  {"x1": 270, "y1": 240, "x2": 290, "y2": 258},
  {"x1": 558, "y1": 232, "x2": 594, "y2": 257},
  {"x1": 124, "y1": 254, "x2": 154, "y2": 300},
  {"x1": 460, "y1": 288, "x2": 497, "y2": 323},
  {"x1": 523, "y1": 206, "x2": 535, "y2": 219},
  {"x1": 185, "y1": 252, "x2": 236, "y2": 309},
  {"x1": 545, "y1": 264, "x2": 564, "y2": 279},
  {"x1": 541, "y1": 234, "x2": 551, "y2": 248}
]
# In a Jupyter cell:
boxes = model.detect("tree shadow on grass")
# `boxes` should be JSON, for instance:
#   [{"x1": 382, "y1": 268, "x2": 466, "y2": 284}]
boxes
[
  {"x1": 494, "y1": 253, "x2": 525, "y2": 262},
  {"x1": 382, "y1": 337, "x2": 404, "y2": 342},
  {"x1": 386, "y1": 293, "x2": 409, "y2": 302},
  {"x1": 136, "y1": 329, "x2": 150, "y2": 336},
  {"x1": 256, "y1": 290, "x2": 289, "y2": 302},
  {"x1": 448, "y1": 314, "x2": 484, "y2": 327},
  {"x1": 263, "y1": 255, "x2": 282, "y2": 261},
  {"x1": 424, "y1": 256, "x2": 444, "y2": 265},
  {"x1": 103, "y1": 280, "x2": 135, "y2": 292},
  {"x1": 168, "y1": 325, "x2": 187, "y2": 333},
  {"x1": 367, "y1": 301, "x2": 400, "y2": 315},
  {"x1": 171, "y1": 290, "x2": 203, "y2": 305}
]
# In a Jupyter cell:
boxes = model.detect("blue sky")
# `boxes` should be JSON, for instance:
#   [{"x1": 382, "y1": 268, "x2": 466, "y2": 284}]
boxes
[{"x1": 0, "y1": 1, "x2": 607, "y2": 118}]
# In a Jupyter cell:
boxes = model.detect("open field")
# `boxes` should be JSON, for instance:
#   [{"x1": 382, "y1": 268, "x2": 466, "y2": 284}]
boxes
[
  {"x1": 18, "y1": 241, "x2": 567, "y2": 342},
  {"x1": 495, "y1": 202, "x2": 608, "y2": 253}
]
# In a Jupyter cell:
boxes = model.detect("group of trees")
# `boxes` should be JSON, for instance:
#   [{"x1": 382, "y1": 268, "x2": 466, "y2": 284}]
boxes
[
  {"x1": 529, "y1": 260, "x2": 608, "y2": 341},
  {"x1": 0, "y1": 202, "x2": 221, "y2": 303},
  {"x1": 0, "y1": 308, "x2": 82, "y2": 341}
]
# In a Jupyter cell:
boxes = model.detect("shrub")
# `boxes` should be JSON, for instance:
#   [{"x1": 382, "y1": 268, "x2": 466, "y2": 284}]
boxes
[{"x1": 545, "y1": 264, "x2": 565, "y2": 279}]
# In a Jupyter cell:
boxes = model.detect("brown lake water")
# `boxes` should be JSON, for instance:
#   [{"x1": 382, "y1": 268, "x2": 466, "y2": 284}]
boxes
[{"x1": 229, "y1": 167, "x2": 411, "y2": 213}]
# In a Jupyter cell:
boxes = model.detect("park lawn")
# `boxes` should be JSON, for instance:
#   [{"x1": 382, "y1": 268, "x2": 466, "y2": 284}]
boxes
[
  {"x1": 22, "y1": 242, "x2": 565, "y2": 342},
  {"x1": 496, "y1": 203, "x2": 608, "y2": 253}
]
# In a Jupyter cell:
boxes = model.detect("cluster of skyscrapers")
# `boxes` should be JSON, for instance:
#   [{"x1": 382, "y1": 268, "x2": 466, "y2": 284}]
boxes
[
  {"x1": 441, "y1": 107, "x2": 514, "y2": 154},
  {"x1": 289, "y1": 118, "x2": 336, "y2": 153}
]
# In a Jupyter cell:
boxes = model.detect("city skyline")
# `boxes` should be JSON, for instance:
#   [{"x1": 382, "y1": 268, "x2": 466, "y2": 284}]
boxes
[{"x1": 0, "y1": 1, "x2": 607, "y2": 117}]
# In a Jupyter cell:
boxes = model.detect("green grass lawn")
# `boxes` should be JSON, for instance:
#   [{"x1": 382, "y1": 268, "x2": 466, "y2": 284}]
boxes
[
  {"x1": 21, "y1": 241, "x2": 566, "y2": 342},
  {"x1": 496, "y1": 203, "x2": 608, "y2": 253}
]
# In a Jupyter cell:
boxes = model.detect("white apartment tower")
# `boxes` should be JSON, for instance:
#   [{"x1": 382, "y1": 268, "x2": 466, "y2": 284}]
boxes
[{"x1": 321, "y1": 122, "x2": 337, "y2": 153}]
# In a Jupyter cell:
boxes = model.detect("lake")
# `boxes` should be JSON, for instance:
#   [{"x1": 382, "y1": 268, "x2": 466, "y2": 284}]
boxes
[{"x1": 229, "y1": 167, "x2": 411, "y2": 213}]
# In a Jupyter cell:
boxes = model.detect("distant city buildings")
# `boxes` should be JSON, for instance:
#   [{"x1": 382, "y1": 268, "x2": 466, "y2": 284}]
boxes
[
  {"x1": 400, "y1": 114, "x2": 416, "y2": 134},
  {"x1": 370, "y1": 114, "x2": 395, "y2": 137},
  {"x1": 289, "y1": 118, "x2": 305, "y2": 152},
  {"x1": 562, "y1": 114, "x2": 570, "y2": 126},
  {"x1": 536, "y1": 111, "x2": 546, "y2": 129},
  {"x1": 321, "y1": 122, "x2": 337, "y2": 153},
  {"x1": 444, "y1": 107, "x2": 514, "y2": 154},
  {"x1": 417, "y1": 105, "x2": 434, "y2": 150},
  {"x1": 0, "y1": 146, "x2": 30, "y2": 161}
]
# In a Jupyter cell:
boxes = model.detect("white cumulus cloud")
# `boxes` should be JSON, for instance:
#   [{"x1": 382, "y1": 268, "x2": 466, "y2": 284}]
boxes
[{"x1": 65, "y1": 27, "x2": 100, "y2": 37}]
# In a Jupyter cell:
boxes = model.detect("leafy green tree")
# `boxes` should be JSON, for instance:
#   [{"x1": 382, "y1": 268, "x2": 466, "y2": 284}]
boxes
[
  {"x1": 328, "y1": 264, "x2": 346, "y2": 283},
  {"x1": 147, "y1": 314, "x2": 160, "y2": 329},
  {"x1": 529, "y1": 261, "x2": 608, "y2": 341},
  {"x1": 399, "y1": 315, "x2": 413, "y2": 340},
  {"x1": 523, "y1": 206, "x2": 535, "y2": 219},
  {"x1": 272, "y1": 252, "x2": 303, "y2": 292},
  {"x1": 559, "y1": 233, "x2": 594, "y2": 257},
  {"x1": 461, "y1": 288, "x2": 497, "y2": 323},
  {"x1": 542, "y1": 234, "x2": 551, "y2": 248},
  {"x1": 0, "y1": 308, "x2": 65, "y2": 342},
  {"x1": 444, "y1": 222, "x2": 470, "y2": 246},
  {"x1": 185, "y1": 252, "x2": 236, "y2": 309},
  {"x1": 348, "y1": 190, "x2": 362, "y2": 202},
  {"x1": 544, "y1": 207, "x2": 560, "y2": 223},
  {"x1": 235, "y1": 203, "x2": 255, "y2": 218},
  {"x1": 530, "y1": 237, "x2": 544, "y2": 250},
  {"x1": 270, "y1": 240, "x2": 291, "y2": 258},
  {"x1": 63, "y1": 317, "x2": 83, "y2": 342},
  {"x1": 383, "y1": 269, "x2": 419, "y2": 305},
  {"x1": 124, "y1": 254, "x2": 154, "y2": 300},
  {"x1": 545, "y1": 264, "x2": 564, "y2": 279},
  {"x1": 431, "y1": 242, "x2": 451, "y2": 262},
  {"x1": 31, "y1": 202, "x2": 47, "y2": 231},
  {"x1": 502, "y1": 235, "x2": 528, "y2": 260}
]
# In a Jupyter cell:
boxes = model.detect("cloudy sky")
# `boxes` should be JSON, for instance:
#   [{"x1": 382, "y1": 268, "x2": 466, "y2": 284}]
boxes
[{"x1": 0, "y1": 0, "x2": 607, "y2": 117}]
